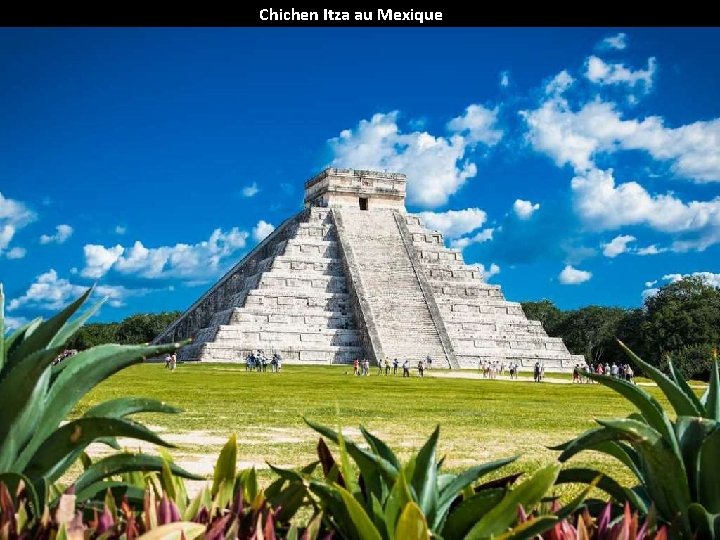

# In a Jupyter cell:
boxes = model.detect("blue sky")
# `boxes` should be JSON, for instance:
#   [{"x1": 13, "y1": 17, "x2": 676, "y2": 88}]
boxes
[{"x1": 2, "y1": 28, "x2": 719, "y2": 328}]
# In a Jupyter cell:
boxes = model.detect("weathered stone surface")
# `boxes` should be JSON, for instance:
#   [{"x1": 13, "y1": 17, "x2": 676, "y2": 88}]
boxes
[{"x1": 154, "y1": 168, "x2": 583, "y2": 371}]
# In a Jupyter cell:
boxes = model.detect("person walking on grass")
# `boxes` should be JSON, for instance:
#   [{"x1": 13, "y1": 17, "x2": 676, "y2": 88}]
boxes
[
  {"x1": 418, "y1": 359, "x2": 425, "y2": 377},
  {"x1": 402, "y1": 359, "x2": 410, "y2": 377},
  {"x1": 170, "y1": 352, "x2": 177, "y2": 372},
  {"x1": 392, "y1": 358, "x2": 399, "y2": 375},
  {"x1": 353, "y1": 358, "x2": 359, "y2": 376},
  {"x1": 426, "y1": 355, "x2": 432, "y2": 370},
  {"x1": 533, "y1": 361, "x2": 540, "y2": 383},
  {"x1": 384, "y1": 358, "x2": 390, "y2": 376},
  {"x1": 378, "y1": 358, "x2": 385, "y2": 375},
  {"x1": 363, "y1": 358, "x2": 370, "y2": 376}
]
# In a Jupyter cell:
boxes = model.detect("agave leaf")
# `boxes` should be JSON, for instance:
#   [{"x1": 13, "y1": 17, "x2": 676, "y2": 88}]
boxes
[
  {"x1": 668, "y1": 360, "x2": 705, "y2": 414},
  {"x1": 583, "y1": 370, "x2": 676, "y2": 449},
  {"x1": 18, "y1": 341, "x2": 183, "y2": 467},
  {"x1": 394, "y1": 501, "x2": 428, "y2": 540},
  {"x1": 703, "y1": 360, "x2": 720, "y2": 420},
  {"x1": 83, "y1": 397, "x2": 182, "y2": 418},
  {"x1": 465, "y1": 463, "x2": 560, "y2": 539},
  {"x1": 442, "y1": 488, "x2": 506, "y2": 539},
  {"x1": 337, "y1": 427, "x2": 359, "y2": 496},
  {"x1": 211, "y1": 434, "x2": 237, "y2": 498},
  {"x1": 135, "y1": 521, "x2": 206, "y2": 540},
  {"x1": 360, "y1": 425, "x2": 401, "y2": 471},
  {"x1": 556, "y1": 468, "x2": 648, "y2": 514},
  {"x1": 410, "y1": 425, "x2": 439, "y2": 520},
  {"x1": 589, "y1": 441, "x2": 643, "y2": 481},
  {"x1": 675, "y1": 416, "x2": 720, "y2": 506},
  {"x1": 73, "y1": 453, "x2": 202, "y2": 495},
  {"x1": 495, "y1": 515, "x2": 559, "y2": 540},
  {"x1": 333, "y1": 483, "x2": 382, "y2": 540},
  {"x1": 0, "y1": 284, "x2": 5, "y2": 370},
  {"x1": 384, "y1": 470, "x2": 414, "y2": 540},
  {"x1": 48, "y1": 297, "x2": 105, "y2": 350},
  {"x1": 4, "y1": 318, "x2": 42, "y2": 364},
  {"x1": 699, "y1": 429, "x2": 720, "y2": 514},
  {"x1": 6, "y1": 288, "x2": 93, "y2": 370},
  {"x1": 618, "y1": 340, "x2": 703, "y2": 418},
  {"x1": 23, "y1": 417, "x2": 175, "y2": 483},
  {"x1": 433, "y1": 456, "x2": 516, "y2": 532},
  {"x1": 554, "y1": 426, "x2": 631, "y2": 463}
]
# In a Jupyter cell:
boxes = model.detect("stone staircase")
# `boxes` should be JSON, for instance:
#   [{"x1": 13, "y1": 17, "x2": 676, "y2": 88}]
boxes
[
  {"x1": 332, "y1": 208, "x2": 449, "y2": 365},
  {"x1": 154, "y1": 207, "x2": 363, "y2": 364}
]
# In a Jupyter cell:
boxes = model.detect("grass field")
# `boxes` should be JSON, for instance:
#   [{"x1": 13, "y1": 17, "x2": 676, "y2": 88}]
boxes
[{"x1": 76, "y1": 362, "x2": 680, "y2": 493}]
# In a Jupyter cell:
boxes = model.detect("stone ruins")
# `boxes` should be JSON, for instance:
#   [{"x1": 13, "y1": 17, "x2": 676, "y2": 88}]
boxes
[{"x1": 154, "y1": 169, "x2": 583, "y2": 371}]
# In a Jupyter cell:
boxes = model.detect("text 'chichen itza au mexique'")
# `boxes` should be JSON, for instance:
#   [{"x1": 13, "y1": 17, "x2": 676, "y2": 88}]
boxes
[{"x1": 154, "y1": 168, "x2": 583, "y2": 371}]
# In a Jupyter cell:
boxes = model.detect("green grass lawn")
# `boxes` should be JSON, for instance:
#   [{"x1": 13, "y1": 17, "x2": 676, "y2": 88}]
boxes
[{"x1": 77, "y1": 362, "x2": 673, "y2": 492}]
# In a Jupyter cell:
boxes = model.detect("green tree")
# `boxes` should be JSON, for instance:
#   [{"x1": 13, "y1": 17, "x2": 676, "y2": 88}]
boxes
[
  {"x1": 642, "y1": 276, "x2": 720, "y2": 362},
  {"x1": 521, "y1": 299, "x2": 565, "y2": 335},
  {"x1": 66, "y1": 311, "x2": 181, "y2": 349},
  {"x1": 553, "y1": 306, "x2": 626, "y2": 364}
]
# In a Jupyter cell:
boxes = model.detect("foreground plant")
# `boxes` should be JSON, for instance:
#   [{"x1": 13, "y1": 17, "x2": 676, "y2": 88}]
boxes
[
  {"x1": 263, "y1": 419, "x2": 591, "y2": 539},
  {"x1": 553, "y1": 340, "x2": 720, "y2": 538},
  {"x1": 0, "y1": 285, "x2": 198, "y2": 514}
]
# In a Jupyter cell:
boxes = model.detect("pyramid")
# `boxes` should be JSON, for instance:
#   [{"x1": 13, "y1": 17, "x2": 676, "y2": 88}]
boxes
[{"x1": 154, "y1": 168, "x2": 584, "y2": 371}]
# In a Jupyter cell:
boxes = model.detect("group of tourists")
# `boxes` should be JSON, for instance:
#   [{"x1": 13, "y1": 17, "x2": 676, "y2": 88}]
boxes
[
  {"x1": 164, "y1": 353, "x2": 178, "y2": 371},
  {"x1": 245, "y1": 350, "x2": 283, "y2": 372},
  {"x1": 575, "y1": 361, "x2": 635, "y2": 383},
  {"x1": 353, "y1": 355, "x2": 432, "y2": 377},
  {"x1": 52, "y1": 348, "x2": 78, "y2": 366},
  {"x1": 477, "y1": 361, "x2": 522, "y2": 380}
]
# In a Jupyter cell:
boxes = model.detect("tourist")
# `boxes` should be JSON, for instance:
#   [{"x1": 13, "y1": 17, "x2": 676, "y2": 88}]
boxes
[
  {"x1": 276, "y1": 353, "x2": 283, "y2": 372},
  {"x1": 533, "y1": 361, "x2": 541, "y2": 383},
  {"x1": 418, "y1": 360, "x2": 424, "y2": 377},
  {"x1": 611, "y1": 363, "x2": 619, "y2": 378},
  {"x1": 572, "y1": 364, "x2": 580, "y2": 383},
  {"x1": 353, "y1": 358, "x2": 359, "y2": 376},
  {"x1": 170, "y1": 352, "x2": 177, "y2": 371},
  {"x1": 378, "y1": 358, "x2": 385, "y2": 375},
  {"x1": 384, "y1": 358, "x2": 390, "y2": 375},
  {"x1": 509, "y1": 363, "x2": 516, "y2": 380},
  {"x1": 402, "y1": 359, "x2": 410, "y2": 377},
  {"x1": 164, "y1": 354, "x2": 171, "y2": 369},
  {"x1": 363, "y1": 358, "x2": 370, "y2": 376},
  {"x1": 626, "y1": 364, "x2": 635, "y2": 384},
  {"x1": 392, "y1": 358, "x2": 399, "y2": 375},
  {"x1": 426, "y1": 355, "x2": 432, "y2": 370},
  {"x1": 245, "y1": 353, "x2": 254, "y2": 371}
]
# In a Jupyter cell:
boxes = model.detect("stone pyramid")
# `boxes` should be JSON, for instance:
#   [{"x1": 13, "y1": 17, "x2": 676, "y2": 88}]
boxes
[{"x1": 154, "y1": 169, "x2": 583, "y2": 371}]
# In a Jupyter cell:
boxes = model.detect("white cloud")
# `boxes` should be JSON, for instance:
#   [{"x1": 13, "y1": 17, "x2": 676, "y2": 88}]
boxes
[
  {"x1": 597, "y1": 33, "x2": 627, "y2": 51},
  {"x1": 451, "y1": 228, "x2": 495, "y2": 250},
  {"x1": 115, "y1": 225, "x2": 127, "y2": 235},
  {"x1": 329, "y1": 110, "x2": 501, "y2": 208},
  {"x1": 523, "y1": 96, "x2": 720, "y2": 182},
  {"x1": 571, "y1": 168, "x2": 720, "y2": 250},
  {"x1": 416, "y1": 208, "x2": 487, "y2": 239},
  {"x1": 447, "y1": 105, "x2": 504, "y2": 145},
  {"x1": 512, "y1": 199, "x2": 540, "y2": 219},
  {"x1": 252, "y1": 220, "x2": 275, "y2": 242},
  {"x1": 585, "y1": 55, "x2": 656, "y2": 91},
  {"x1": 500, "y1": 71, "x2": 510, "y2": 88},
  {"x1": 636, "y1": 244, "x2": 668, "y2": 256},
  {"x1": 4, "y1": 315, "x2": 28, "y2": 332},
  {"x1": 544, "y1": 70, "x2": 575, "y2": 96},
  {"x1": 478, "y1": 263, "x2": 500, "y2": 280},
  {"x1": 39, "y1": 224, "x2": 73, "y2": 244},
  {"x1": 7, "y1": 269, "x2": 141, "y2": 312},
  {"x1": 559, "y1": 264, "x2": 592, "y2": 285},
  {"x1": 81, "y1": 228, "x2": 250, "y2": 281},
  {"x1": 602, "y1": 234, "x2": 636, "y2": 257},
  {"x1": 643, "y1": 271, "x2": 720, "y2": 298},
  {"x1": 241, "y1": 182, "x2": 259, "y2": 198},
  {"x1": 6, "y1": 247, "x2": 26, "y2": 259},
  {"x1": 0, "y1": 192, "x2": 36, "y2": 256}
]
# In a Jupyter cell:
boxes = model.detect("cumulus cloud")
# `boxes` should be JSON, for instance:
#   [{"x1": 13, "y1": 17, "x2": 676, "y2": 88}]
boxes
[
  {"x1": 642, "y1": 271, "x2": 720, "y2": 298},
  {"x1": 602, "y1": 234, "x2": 636, "y2": 257},
  {"x1": 252, "y1": 220, "x2": 275, "y2": 242},
  {"x1": 447, "y1": 105, "x2": 504, "y2": 145},
  {"x1": 329, "y1": 109, "x2": 502, "y2": 208},
  {"x1": 513, "y1": 199, "x2": 540, "y2": 219},
  {"x1": 636, "y1": 244, "x2": 668, "y2": 256},
  {"x1": 416, "y1": 208, "x2": 487, "y2": 239},
  {"x1": 544, "y1": 70, "x2": 575, "y2": 96},
  {"x1": 39, "y1": 224, "x2": 73, "y2": 244},
  {"x1": 451, "y1": 228, "x2": 495, "y2": 250},
  {"x1": 6, "y1": 247, "x2": 26, "y2": 259},
  {"x1": 558, "y1": 264, "x2": 592, "y2": 284},
  {"x1": 81, "y1": 227, "x2": 250, "y2": 282},
  {"x1": 478, "y1": 263, "x2": 501, "y2": 280},
  {"x1": 4, "y1": 315, "x2": 28, "y2": 332},
  {"x1": 8, "y1": 269, "x2": 140, "y2": 312},
  {"x1": 571, "y1": 168, "x2": 720, "y2": 250},
  {"x1": 500, "y1": 71, "x2": 510, "y2": 88},
  {"x1": 0, "y1": 192, "x2": 36, "y2": 256},
  {"x1": 523, "y1": 96, "x2": 720, "y2": 182},
  {"x1": 241, "y1": 182, "x2": 259, "y2": 198},
  {"x1": 597, "y1": 33, "x2": 627, "y2": 51},
  {"x1": 585, "y1": 55, "x2": 656, "y2": 90}
]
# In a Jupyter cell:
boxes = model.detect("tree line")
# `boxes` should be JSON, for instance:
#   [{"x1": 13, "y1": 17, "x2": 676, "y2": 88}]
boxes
[
  {"x1": 522, "y1": 276, "x2": 720, "y2": 380},
  {"x1": 66, "y1": 311, "x2": 181, "y2": 350}
]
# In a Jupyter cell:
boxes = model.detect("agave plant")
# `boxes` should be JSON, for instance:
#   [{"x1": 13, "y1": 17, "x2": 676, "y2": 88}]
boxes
[
  {"x1": 552, "y1": 340, "x2": 720, "y2": 538},
  {"x1": 0, "y1": 285, "x2": 199, "y2": 514},
  {"x1": 265, "y1": 419, "x2": 591, "y2": 540}
]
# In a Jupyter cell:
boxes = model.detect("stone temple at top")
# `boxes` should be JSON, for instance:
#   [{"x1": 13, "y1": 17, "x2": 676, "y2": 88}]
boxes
[{"x1": 154, "y1": 168, "x2": 583, "y2": 371}]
